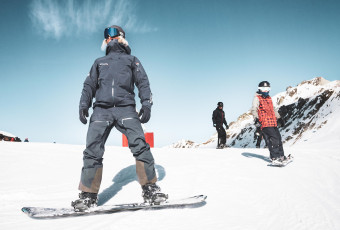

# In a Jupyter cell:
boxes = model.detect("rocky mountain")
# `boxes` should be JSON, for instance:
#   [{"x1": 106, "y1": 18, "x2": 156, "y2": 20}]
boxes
[
  {"x1": 171, "y1": 77, "x2": 340, "y2": 148},
  {"x1": 0, "y1": 131, "x2": 16, "y2": 137},
  {"x1": 0, "y1": 130, "x2": 21, "y2": 142}
]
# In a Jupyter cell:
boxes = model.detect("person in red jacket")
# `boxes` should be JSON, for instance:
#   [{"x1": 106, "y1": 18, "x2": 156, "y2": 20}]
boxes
[{"x1": 251, "y1": 81, "x2": 286, "y2": 164}]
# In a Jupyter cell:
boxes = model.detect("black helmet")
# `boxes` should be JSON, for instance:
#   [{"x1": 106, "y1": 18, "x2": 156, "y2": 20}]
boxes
[
  {"x1": 258, "y1": 81, "x2": 270, "y2": 87},
  {"x1": 111, "y1": 25, "x2": 125, "y2": 38},
  {"x1": 258, "y1": 81, "x2": 271, "y2": 97},
  {"x1": 104, "y1": 25, "x2": 125, "y2": 38},
  {"x1": 217, "y1": 102, "x2": 223, "y2": 107}
]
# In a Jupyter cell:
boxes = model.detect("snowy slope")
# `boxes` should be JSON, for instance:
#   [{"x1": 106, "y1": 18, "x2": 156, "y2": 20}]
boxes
[
  {"x1": 0, "y1": 130, "x2": 16, "y2": 138},
  {"x1": 1, "y1": 142, "x2": 340, "y2": 230},
  {"x1": 172, "y1": 77, "x2": 340, "y2": 148}
]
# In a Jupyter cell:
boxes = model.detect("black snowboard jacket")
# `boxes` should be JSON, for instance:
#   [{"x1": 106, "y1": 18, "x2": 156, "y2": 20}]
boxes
[
  {"x1": 79, "y1": 40, "x2": 152, "y2": 110},
  {"x1": 212, "y1": 108, "x2": 228, "y2": 127}
]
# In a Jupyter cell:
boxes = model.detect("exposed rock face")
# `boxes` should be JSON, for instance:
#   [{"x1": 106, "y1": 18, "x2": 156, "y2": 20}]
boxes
[{"x1": 170, "y1": 139, "x2": 198, "y2": 148}]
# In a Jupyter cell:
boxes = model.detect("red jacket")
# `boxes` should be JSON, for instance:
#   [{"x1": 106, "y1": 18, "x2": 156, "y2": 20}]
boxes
[{"x1": 256, "y1": 95, "x2": 277, "y2": 128}]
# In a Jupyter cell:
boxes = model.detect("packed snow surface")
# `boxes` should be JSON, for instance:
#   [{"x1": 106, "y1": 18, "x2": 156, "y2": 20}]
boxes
[{"x1": 1, "y1": 142, "x2": 340, "y2": 230}]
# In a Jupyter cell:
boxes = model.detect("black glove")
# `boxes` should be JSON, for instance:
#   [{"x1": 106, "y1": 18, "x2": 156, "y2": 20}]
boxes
[
  {"x1": 255, "y1": 127, "x2": 261, "y2": 136},
  {"x1": 225, "y1": 124, "x2": 229, "y2": 129},
  {"x1": 79, "y1": 108, "x2": 89, "y2": 125},
  {"x1": 277, "y1": 118, "x2": 285, "y2": 127},
  {"x1": 254, "y1": 118, "x2": 261, "y2": 128},
  {"x1": 138, "y1": 106, "x2": 151, "y2": 123}
]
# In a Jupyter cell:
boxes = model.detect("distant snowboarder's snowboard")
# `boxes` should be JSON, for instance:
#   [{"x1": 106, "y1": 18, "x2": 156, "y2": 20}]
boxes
[
  {"x1": 22, "y1": 195, "x2": 207, "y2": 219},
  {"x1": 267, "y1": 155, "x2": 294, "y2": 167}
]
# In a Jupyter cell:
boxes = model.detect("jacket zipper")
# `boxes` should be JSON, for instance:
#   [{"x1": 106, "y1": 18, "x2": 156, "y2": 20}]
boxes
[
  {"x1": 221, "y1": 110, "x2": 224, "y2": 126},
  {"x1": 112, "y1": 78, "x2": 115, "y2": 103}
]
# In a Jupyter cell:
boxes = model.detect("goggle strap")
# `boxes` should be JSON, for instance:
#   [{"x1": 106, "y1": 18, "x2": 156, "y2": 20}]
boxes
[{"x1": 258, "y1": 87, "x2": 271, "y2": 92}]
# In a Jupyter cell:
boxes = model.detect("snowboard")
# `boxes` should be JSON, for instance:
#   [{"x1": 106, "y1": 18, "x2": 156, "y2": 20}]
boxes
[
  {"x1": 22, "y1": 195, "x2": 207, "y2": 219},
  {"x1": 267, "y1": 155, "x2": 294, "y2": 167}
]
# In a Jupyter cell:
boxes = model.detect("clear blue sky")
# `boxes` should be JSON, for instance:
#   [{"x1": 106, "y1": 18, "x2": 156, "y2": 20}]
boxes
[{"x1": 1, "y1": 0, "x2": 340, "y2": 147}]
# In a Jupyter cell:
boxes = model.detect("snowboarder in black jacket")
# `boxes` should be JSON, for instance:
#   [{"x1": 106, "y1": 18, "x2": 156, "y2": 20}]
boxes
[
  {"x1": 212, "y1": 102, "x2": 229, "y2": 148},
  {"x1": 72, "y1": 26, "x2": 167, "y2": 211}
]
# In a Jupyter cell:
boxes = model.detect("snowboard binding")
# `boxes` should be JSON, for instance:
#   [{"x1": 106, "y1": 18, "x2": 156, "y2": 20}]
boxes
[
  {"x1": 71, "y1": 192, "x2": 98, "y2": 212},
  {"x1": 142, "y1": 183, "x2": 168, "y2": 205}
]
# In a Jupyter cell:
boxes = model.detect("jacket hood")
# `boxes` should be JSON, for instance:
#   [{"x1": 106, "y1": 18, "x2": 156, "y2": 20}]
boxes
[{"x1": 106, "y1": 39, "x2": 131, "y2": 55}]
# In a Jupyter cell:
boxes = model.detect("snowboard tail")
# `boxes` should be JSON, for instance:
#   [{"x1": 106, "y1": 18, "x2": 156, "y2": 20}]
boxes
[{"x1": 22, "y1": 195, "x2": 207, "y2": 219}]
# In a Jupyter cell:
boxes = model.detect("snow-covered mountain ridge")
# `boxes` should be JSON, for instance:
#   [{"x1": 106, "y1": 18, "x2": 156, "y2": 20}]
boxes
[
  {"x1": 0, "y1": 130, "x2": 16, "y2": 138},
  {"x1": 172, "y1": 77, "x2": 340, "y2": 148}
]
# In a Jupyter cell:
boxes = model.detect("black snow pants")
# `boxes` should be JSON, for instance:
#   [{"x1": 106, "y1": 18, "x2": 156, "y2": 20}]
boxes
[
  {"x1": 261, "y1": 127, "x2": 285, "y2": 160},
  {"x1": 256, "y1": 134, "x2": 263, "y2": 148},
  {"x1": 216, "y1": 125, "x2": 227, "y2": 146},
  {"x1": 78, "y1": 105, "x2": 157, "y2": 194},
  {"x1": 255, "y1": 128, "x2": 263, "y2": 148}
]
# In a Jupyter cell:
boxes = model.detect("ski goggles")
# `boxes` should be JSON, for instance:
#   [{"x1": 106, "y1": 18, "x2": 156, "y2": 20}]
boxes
[
  {"x1": 104, "y1": 27, "x2": 119, "y2": 39},
  {"x1": 258, "y1": 86, "x2": 271, "y2": 92}
]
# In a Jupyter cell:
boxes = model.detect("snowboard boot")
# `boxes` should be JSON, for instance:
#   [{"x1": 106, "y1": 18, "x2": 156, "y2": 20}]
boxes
[
  {"x1": 216, "y1": 144, "x2": 224, "y2": 149},
  {"x1": 142, "y1": 183, "x2": 168, "y2": 205},
  {"x1": 282, "y1": 154, "x2": 293, "y2": 163},
  {"x1": 271, "y1": 157, "x2": 283, "y2": 166},
  {"x1": 71, "y1": 192, "x2": 98, "y2": 212}
]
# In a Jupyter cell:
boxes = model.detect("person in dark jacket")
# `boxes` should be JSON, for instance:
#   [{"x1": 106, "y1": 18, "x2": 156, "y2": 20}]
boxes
[
  {"x1": 212, "y1": 102, "x2": 229, "y2": 149},
  {"x1": 72, "y1": 26, "x2": 167, "y2": 211},
  {"x1": 251, "y1": 81, "x2": 287, "y2": 164}
]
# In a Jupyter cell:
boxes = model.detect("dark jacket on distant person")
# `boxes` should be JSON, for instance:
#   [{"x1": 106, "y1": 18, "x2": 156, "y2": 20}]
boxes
[{"x1": 212, "y1": 108, "x2": 228, "y2": 127}]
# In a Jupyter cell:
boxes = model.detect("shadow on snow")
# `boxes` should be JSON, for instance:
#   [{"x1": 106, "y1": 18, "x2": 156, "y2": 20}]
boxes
[
  {"x1": 241, "y1": 152, "x2": 271, "y2": 163},
  {"x1": 98, "y1": 164, "x2": 166, "y2": 205}
]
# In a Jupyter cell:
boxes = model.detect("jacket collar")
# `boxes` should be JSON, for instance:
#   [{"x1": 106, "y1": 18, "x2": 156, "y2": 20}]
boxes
[
  {"x1": 256, "y1": 91, "x2": 270, "y2": 99},
  {"x1": 106, "y1": 39, "x2": 131, "y2": 55}
]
